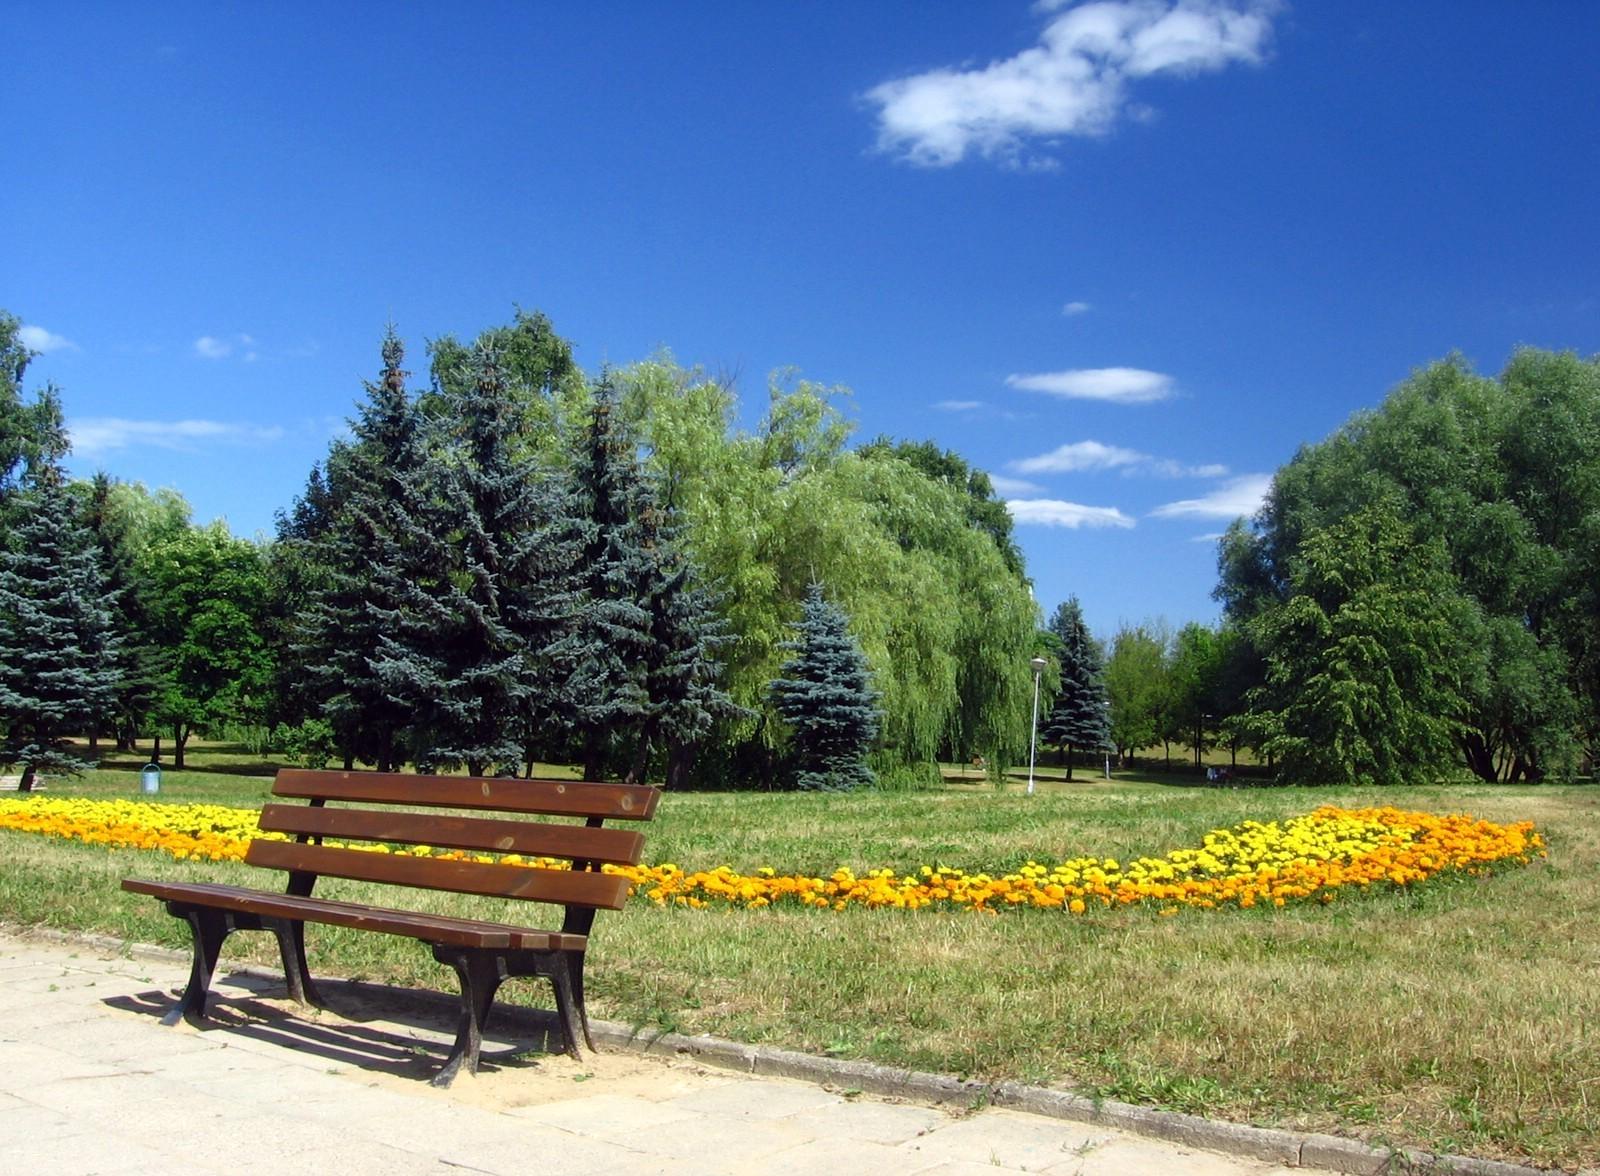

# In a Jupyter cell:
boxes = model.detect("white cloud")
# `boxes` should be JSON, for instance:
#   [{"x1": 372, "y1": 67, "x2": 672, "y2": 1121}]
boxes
[
  {"x1": 1062, "y1": 300, "x2": 1093, "y2": 316},
  {"x1": 1013, "y1": 439, "x2": 1229, "y2": 478},
  {"x1": 1189, "y1": 531, "x2": 1227, "y2": 543},
  {"x1": 866, "y1": 0, "x2": 1279, "y2": 168},
  {"x1": 1006, "y1": 497, "x2": 1136, "y2": 529},
  {"x1": 988, "y1": 473, "x2": 1047, "y2": 497},
  {"x1": 1143, "y1": 457, "x2": 1230, "y2": 478},
  {"x1": 69, "y1": 417, "x2": 287, "y2": 458},
  {"x1": 1013, "y1": 440, "x2": 1144, "y2": 474},
  {"x1": 195, "y1": 332, "x2": 267, "y2": 361},
  {"x1": 934, "y1": 399, "x2": 985, "y2": 411},
  {"x1": 1006, "y1": 367, "x2": 1174, "y2": 403},
  {"x1": 1149, "y1": 473, "x2": 1271, "y2": 520},
  {"x1": 18, "y1": 324, "x2": 75, "y2": 353}
]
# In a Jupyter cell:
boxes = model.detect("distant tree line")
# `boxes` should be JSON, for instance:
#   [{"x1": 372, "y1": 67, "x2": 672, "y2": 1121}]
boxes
[
  {"x1": 0, "y1": 309, "x2": 1040, "y2": 790},
  {"x1": 9, "y1": 298, "x2": 1593, "y2": 790},
  {"x1": 1092, "y1": 349, "x2": 1600, "y2": 786}
]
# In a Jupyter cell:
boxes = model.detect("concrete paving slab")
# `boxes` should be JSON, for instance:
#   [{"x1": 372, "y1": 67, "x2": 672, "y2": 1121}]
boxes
[
  {"x1": 505, "y1": 1090, "x2": 702, "y2": 1135},
  {"x1": 0, "y1": 926, "x2": 1364, "y2": 1176},
  {"x1": 661, "y1": 1073, "x2": 846, "y2": 1119},
  {"x1": 896, "y1": 1109, "x2": 1126, "y2": 1171},
  {"x1": 0, "y1": 1038, "x2": 129, "y2": 1087},
  {"x1": 605, "y1": 1114, "x2": 820, "y2": 1164},
  {"x1": 3, "y1": 1128, "x2": 176, "y2": 1175},
  {"x1": 0, "y1": 1101, "x2": 82, "y2": 1139},
  {"x1": 783, "y1": 1096, "x2": 953, "y2": 1144},
  {"x1": 759, "y1": 1133, "x2": 942, "y2": 1176},
  {"x1": 1047, "y1": 1134, "x2": 1288, "y2": 1175}
]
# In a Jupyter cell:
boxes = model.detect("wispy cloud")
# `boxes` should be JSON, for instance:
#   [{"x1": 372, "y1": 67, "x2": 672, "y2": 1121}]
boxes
[
  {"x1": 988, "y1": 473, "x2": 1047, "y2": 497},
  {"x1": 1013, "y1": 440, "x2": 1228, "y2": 478},
  {"x1": 865, "y1": 0, "x2": 1279, "y2": 168},
  {"x1": 934, "y1": 399, "x2": 985, "y2": 412},
  {"x1": 69, "y1": 417, "x2": 287, "y2": 458},
  {"x1": 1006, "y1": 498, "x2": 1136, "y2": 529},
  {"x1": 1190, "y1": 531, "x2": 1227, "y2": 543},
  {"x1": 1007, "y1": 367, "x2": 1174, "y2": 404},
  {"x1": 194, "y1": 333, "x2": 259, "y2": 361},
  {"x1": 1062, "y1": 300, "x2": 1093, "y2": 316},
  {"x1": 19, "y1": 324, "x2": 76, "y2": 354},
  {"x1": 1150, "y1": 473, "x2": 1271, "y2": 520},
  {"x1": 1013, "y1": 440, "x2": 1143, "y2": 474}
]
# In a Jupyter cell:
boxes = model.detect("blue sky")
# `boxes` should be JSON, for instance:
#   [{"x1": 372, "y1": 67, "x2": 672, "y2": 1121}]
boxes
[{"x1": 7, "y1": 2, "x2": 1597, "y2": 638}]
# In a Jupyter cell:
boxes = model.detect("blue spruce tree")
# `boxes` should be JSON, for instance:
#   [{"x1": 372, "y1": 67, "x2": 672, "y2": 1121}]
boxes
[
  {"x1": 567, "y1": 376, "x2": 655, "y2": 781},
  {"x1": 371, "y1": 344, "x2": 579, "y2": 776},
  {"x1": 770, "y1": 582, "x2": 880, "y2": 791},
  {"x1": 291, "y1": 329, "x2": 432, "y2": 771},
  {"x1": 624, "y1": 488, "x2": 744, "y2": 786},
  {"x1": 1040, "y1": 597, "x2": 1110, "y2": 781},
  {"x1": 0, "y1": 466, "x2": 119, "y2": 790}
]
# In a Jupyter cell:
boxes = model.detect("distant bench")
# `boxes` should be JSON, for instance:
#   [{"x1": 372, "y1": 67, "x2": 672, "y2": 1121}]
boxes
[{"x1": 123, "y1": 768, "x2": 659, "y2": 1085}]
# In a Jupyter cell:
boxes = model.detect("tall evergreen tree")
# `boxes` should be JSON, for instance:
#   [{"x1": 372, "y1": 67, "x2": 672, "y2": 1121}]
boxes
[
  {"x1": 567, "y1": 376, "x2": 655, "y2": 781},
  {"x1": 292, "y1": 330, "x2": 432, "y2": 771},
  {"x1": 369, "y1": 344, "x2": 579, "y2": 776},
  {"x1": 770, "y1": 582, "x2": 880, "y2": 791},
  {"x1": 1040, "y1": 597, "x2": 1110, "y2": 780},
  {"x1": 0, "y1": 468, "x2": 119, "y2": 790},
  {"x1": 624, "y1": 491, "x2": 744, "y2": 786}
]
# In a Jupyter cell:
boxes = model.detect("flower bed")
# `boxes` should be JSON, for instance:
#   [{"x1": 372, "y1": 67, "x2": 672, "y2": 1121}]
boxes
[{"x1": 0, "y1": 798, "x2": 1543, "y2": 915}]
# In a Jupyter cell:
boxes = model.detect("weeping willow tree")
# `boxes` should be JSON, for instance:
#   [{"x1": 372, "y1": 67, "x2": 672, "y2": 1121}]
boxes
[{"x1": 619, "y1": 358, "x2": 1038, "y2": 785}]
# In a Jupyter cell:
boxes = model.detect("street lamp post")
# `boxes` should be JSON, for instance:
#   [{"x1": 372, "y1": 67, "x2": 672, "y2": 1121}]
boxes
[{"x1": 1027, "y1": 656, "x2": 1048, "y2": 796}]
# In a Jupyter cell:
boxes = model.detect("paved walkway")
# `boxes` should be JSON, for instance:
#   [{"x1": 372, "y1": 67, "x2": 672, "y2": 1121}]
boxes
[{"x1": 0, "y1": 928, "x2": 1328, "y2": 1176}]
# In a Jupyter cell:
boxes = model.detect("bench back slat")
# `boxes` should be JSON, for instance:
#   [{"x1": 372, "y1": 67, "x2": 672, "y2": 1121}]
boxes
[
  {"x1": 257, "y1": 804, "x2": 646, "y2": 866},
  {"x1": 245, "y1": 840, "x2": 633, "y2": 910},
  {"x1": 271, "y1": 769, "x2": 659, "y2": 821}
]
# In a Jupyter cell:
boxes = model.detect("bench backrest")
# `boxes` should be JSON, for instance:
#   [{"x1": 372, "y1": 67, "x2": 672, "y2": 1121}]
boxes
[{"x1": 246, "y1": 769, "x2": 659, "y2": 916}]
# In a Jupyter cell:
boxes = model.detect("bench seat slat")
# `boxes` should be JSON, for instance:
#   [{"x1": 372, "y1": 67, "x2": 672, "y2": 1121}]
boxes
[
  {"x1": 244, "y1": 839, "x2": 633, "y2": 909},
  {"x1": 272, "y1": 769, "x2": 659, "y2": 821},
  {"x1": 257, "y1": 804, "x2": 646, "y2": 865},
  {"x1": 119, "y1": 879, "x2": 586, "y2": 951}
]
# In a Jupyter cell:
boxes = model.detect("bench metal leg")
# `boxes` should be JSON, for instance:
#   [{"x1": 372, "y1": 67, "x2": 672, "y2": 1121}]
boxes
[
  {"x1": 269, "y1": 919, "x2": 327, "y2": 1009},
  {"x1": 432, "y1": 948, "x2": 504, "y2": 1088},
  {"x1": 549, "y1": 954, "x2": 584, "y2": 1061},
  {"x1": 164, "y1": 905, "x2": 231, "y2": 1026},
  {"x1": 566, "y1": 950, "x2": 595, "y2": 1052}
]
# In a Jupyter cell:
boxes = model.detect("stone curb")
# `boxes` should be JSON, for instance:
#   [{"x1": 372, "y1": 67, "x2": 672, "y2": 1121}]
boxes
[
  {"x1": 588, "y1": 1028, "x2": 1563, "y2": 1176},
  {"x1": 14, "y1": 926, "x2": 1572, "y2": 1176}
]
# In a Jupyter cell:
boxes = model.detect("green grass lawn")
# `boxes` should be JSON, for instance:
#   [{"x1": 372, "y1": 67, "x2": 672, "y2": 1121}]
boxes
[{"x1": 4, "y1": 743, "x2": 1595, "y2": 1169}]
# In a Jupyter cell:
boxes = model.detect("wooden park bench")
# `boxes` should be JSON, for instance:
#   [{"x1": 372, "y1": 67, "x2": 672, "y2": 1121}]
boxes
[{"x1": 122, "y1": 768, "x2": 659, "y2": 1086}]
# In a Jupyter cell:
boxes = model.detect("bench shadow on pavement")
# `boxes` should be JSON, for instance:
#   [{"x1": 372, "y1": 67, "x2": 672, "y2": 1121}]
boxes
[{"x1": 103, "y1": 970, "x2": 571, "y2": 1082}]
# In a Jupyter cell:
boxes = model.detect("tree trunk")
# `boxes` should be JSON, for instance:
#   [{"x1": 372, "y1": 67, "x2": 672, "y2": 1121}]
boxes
[
  {"x1": 666, "y1": 742, "x2": 696, "y2": 790},
  {"x1": 624, "y1": 729, "x2": 655, "y2": 787},
  {"x1": 1064, "y1": 743, "x2": 1074, "y2": 782},
  {"x1": 173, "y1": 723, "x2": 189, "y2": 769},
  {"x1": 582, "y1": 732, "x2": 608, "y2": 783},
  {"x1": 18, "y1": 763, "x2": 36, "y2": 792},
  {"x1": 1459, "y1": 733, "x2": 1498, "y2": 783}
]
